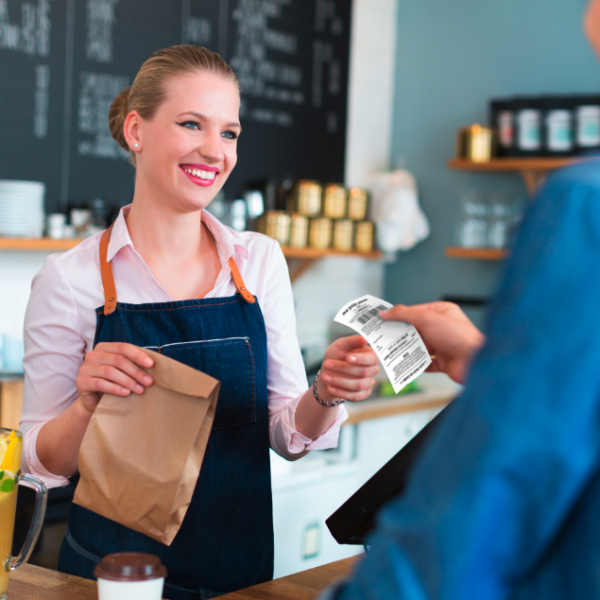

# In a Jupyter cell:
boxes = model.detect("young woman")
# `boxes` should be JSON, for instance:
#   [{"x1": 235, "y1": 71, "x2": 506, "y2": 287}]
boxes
[{"x1": 19, "y1": 46, "x2": 379, "y2": 599}]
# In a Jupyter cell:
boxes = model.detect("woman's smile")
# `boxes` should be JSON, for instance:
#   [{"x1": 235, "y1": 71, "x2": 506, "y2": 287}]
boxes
[{"x1": 180, "y1": 164, "x2": 220, "y2": 187}]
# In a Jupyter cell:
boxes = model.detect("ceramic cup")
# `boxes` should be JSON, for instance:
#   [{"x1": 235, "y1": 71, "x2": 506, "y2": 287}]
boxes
[{"x1": 94, "y1": 552, "x2": 166, "y2": 600}]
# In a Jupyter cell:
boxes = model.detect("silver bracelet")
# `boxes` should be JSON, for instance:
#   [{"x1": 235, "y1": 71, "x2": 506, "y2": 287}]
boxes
[{"x1": 312, "y1": 370, "x2": 346, "y2": 407}]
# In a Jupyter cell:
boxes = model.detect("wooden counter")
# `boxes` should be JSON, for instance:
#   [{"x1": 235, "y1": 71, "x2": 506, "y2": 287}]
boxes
[
  {"x1": 210, "y1": 556, "x2": 358, "y2": 599},
  {"x1": 0, "y1": 373, "x2": 460, "y2": 434},
  {"x1": 0, "y1": 377, "x2": 24, "y2": 430},
  {"x1": 8, "y1": 557, "x2": 358, "y2": 600},
  {"x1": 9, "y1": 563, "x2": 98, "y2": 599},
  {"x1": 344, "y1": 373, "x2": 461, "y2": 425}
]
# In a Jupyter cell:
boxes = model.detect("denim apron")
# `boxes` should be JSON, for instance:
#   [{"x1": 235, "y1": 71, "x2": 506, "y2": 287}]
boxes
[{"x1": 58, "y1": 224, "x2": 273, "y2": 600}]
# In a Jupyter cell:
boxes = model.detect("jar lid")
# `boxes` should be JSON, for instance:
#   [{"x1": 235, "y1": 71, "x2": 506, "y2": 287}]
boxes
[{"x1": 94, "y1": 552, "x2": 167, "y2": 582}]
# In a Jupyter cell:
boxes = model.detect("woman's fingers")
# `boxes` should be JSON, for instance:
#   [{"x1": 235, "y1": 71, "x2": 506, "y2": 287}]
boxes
[
  {"x1": 320, "y1": 336, "x2": 379, "y2": 402},
  {"x1": 87, "y1": 377, "x2": 133, "y2": 397},
  {"x1": 322, "y1": 360, "x2": 379, "y2": 378},
  {"x1": 77, "y1": 343, "x2": 155, "y2": 406},
  {"x1": 333, "y1": 335, "x2": 369, "y2": 353},
  {"x1": 322, "y1": 373, "x2": 376, "y2": 392},
  {"x1": 78, "y1": 365, "x2": 141, "y2": 396},
  {"x1": 98, "y1": 342, "x2": 154, "y2": 369},
  {"x1": 88, "y1": 348, "x2": 153, "y2": 388}
]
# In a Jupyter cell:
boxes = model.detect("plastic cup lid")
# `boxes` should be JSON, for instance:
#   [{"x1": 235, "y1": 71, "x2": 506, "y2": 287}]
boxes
[{"x1": 94, "y1": 552, "x2": 167, "y2": 582}]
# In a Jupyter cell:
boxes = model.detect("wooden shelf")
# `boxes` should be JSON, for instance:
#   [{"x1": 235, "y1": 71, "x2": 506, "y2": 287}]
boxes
[
  {"x1": 282, "y1": 246, "x2": 382, "y2": 281},
  {"x1": 448, "y1": 157, "x2": 586, "y2": 172},
  {"x1": 448, "y1": 157, "x2": 590, "y2": 196},
  {"x1": 0, "y1": 238, "x2": 381, "y2": 257},
  {"x1": 0, "y1": 236, "x2": 382, "y2": 282},
  {"x1": 281, "y1": 247, "x2": 381, "y2": 260},
  {"x1": 0, "y1": 237, "x2": 83, "y2": 251},
  {"x1": 445, "y1": 246, "x2": 508, "y2": 261}
]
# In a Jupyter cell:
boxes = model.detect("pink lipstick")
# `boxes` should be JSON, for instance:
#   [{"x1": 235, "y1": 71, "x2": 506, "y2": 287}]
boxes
[{"x1": 180, "y1": 164, "x2": 220, "y2": 187}]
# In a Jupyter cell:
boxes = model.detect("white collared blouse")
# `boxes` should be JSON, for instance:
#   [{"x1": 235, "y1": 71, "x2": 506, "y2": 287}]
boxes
[{"x1": 20, "y1": 206, "x2": 347, "y2": 488}]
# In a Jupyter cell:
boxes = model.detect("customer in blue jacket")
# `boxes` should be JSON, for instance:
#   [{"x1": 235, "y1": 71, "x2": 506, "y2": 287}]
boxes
[{"x1": 320, "y1": 1, "x2": 600, "y2": 597}]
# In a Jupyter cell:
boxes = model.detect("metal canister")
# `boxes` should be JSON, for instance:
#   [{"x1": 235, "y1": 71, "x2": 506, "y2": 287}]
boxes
[
  {"x1": 355, "y1": 221, "x2": 375, "y2": 253},
  {"x1": 322, "y1": 183, "x2": 347, "y2": 219},
  {"x1": 333, "y1": 219, "x2": 354, "y2": 252},
  {"x1": 456, "y1": 124, "x2": 495, "y2": 163},
  {"x1": 347, "y1": 187, "x2": 369, "y2": 221},
  {"x1": 309, "y1": 218, "x2": 332, "y2": 250},
  {"x1": 287, "y1": 180, "x2": 322, "y2": 216},
  {"x1": 259, "y1": 211, "x2": 291, "y2": 245},
  {"x1": 289, "y1": 214, "x2": 309, "y2": 248}
]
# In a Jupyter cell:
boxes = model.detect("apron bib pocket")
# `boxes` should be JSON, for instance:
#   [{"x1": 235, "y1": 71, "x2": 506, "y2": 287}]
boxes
[{"x1": 147, "y1": 337, "x2": 256, "y2": 430}]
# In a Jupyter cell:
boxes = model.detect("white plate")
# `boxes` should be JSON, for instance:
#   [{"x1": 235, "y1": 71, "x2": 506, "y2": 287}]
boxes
[
  {"x1": 0, "y1": 205, "x2": 43, "y2": 210},
  {"x1": 0, "y1": 200, "x2": 43, "y2": 206},
  {"x1": 0, "y1": 200, "x2": 44, "y2": 206},
  {"x1": 0, "y1": 210, "x2": 43, "y2": 216},
  {"x1": 0, "y1": 217, "x2": 40, "y2": 223},
  {"x1": 0, "y1": 180, "x2": 45, "y2": 189},
  {"x1": 0, "y1": 206, "x2": 44, "y2": 216},
  {"x1": 0, "y1": 203, "x2": 43, "y2": 208},
  {"x1": 0, "y1": 218, "x2": 44, "y2": 226}
]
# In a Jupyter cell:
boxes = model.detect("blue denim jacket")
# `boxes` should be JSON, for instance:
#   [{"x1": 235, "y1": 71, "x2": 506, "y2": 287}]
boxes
[{"x1": 322, "y1": 159, "x2": 600, "y2": 600}]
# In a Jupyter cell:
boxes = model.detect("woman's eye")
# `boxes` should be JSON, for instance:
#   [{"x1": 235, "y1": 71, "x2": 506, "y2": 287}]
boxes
[
  {"x1": 177, "y1": 121, "x2": 200, "y2": 130},
  {"x1": 222, "y1": 130, "x2": 238, "y2": 140}
]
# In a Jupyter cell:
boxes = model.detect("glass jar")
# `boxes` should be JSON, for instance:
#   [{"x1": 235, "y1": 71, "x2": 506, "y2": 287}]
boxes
[
  {"x1": 322, "y1": 184, "x2": 347, "y2": 219},
  {"x1": 514, "y1": 97, "x2": 542, "y2": 156},
  {"x1": 309, "y1": 218, "x2": 332, "y2": 250},
  {"x1": 347, "y1": 187, "x2": 369, "y2": 221},
  {"x1": 287, "y1": 180, "x2": 322, "y2": 216},
  {"x1": 456, "y1": 190, "x2": 488, "y2": 248},
  {"x1": 355, "y1": 221, "x2": 374, "y2": 253},
  {"x1": 333, "y1": 220, "x2": 354, "y2": 252},
  {"x1": 259, "y1": 211, "x2": 291, "y2": 245},
  {"x1": 289, "y1": 214, "x2": 309, "y2": 248}
]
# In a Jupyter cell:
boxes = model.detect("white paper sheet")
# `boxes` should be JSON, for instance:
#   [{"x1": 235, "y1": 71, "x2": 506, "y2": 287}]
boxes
[{"x1": 334, "y1": 295, "x2": 432, "y2": 393}]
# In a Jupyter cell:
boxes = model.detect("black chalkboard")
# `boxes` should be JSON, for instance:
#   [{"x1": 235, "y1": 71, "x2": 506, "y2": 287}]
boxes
[{"x1": 0, "y1": 0, "x2": 351, "y2": 215}]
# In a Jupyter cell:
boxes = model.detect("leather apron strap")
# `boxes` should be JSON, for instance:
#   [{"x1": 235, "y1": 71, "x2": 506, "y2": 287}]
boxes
[
  {"x1": 228, "y1": 257, "x2": 256, "y2": 304},
  {"x1": 98, "y1": 224, "x2": 256, "y2": 314},
  {"x1": 99, "y1": 224, "x2": 117, "y2": 316}
]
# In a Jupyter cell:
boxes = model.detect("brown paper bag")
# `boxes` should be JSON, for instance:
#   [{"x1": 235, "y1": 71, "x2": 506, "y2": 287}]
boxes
[{"x1": 73, "y1": 348, "x2": 220, "y2": 545}]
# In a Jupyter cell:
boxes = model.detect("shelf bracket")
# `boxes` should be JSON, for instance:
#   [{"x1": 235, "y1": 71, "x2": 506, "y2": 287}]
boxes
[
  {"x1": 520, "y1": 170, "x2": 547, "y2": 198},
  {"x1": 286, "y1": 258, "x2": 321, "y2": 283}
]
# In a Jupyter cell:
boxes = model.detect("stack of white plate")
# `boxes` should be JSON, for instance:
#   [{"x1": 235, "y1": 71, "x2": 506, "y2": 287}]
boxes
[{"x1": 0, "y1": 180, "x2": 45, "y2": 238}]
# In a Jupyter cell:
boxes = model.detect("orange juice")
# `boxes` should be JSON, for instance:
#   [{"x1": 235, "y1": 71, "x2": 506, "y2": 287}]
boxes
[{"x1": 0, "y1": 430, "x2": 22, "y2": 597}]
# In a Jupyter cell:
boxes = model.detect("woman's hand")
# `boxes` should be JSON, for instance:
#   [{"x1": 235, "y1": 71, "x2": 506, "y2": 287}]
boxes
[
  {"x1": 294, "y1": 336, "x2": 379, "y2": 441},
  {"x1": 75, "y1": 342, "x2": 155, "y2": 413},
  {"x1": 380, "y1": 302, "x2": 484, "y2": 383},
  {"x1": 318, "y1": 335, "x2": 379, "y2": 402}
]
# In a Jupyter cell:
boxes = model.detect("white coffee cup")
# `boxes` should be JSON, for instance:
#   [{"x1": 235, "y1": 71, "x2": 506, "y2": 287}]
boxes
[{"x1": 94, "y1": 552, "x2": 166, "y2": 600}]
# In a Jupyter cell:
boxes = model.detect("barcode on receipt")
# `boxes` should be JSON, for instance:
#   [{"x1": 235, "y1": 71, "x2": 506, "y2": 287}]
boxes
[{"x1": 357, "y1": 305, "x2": 389, "y2": 325}]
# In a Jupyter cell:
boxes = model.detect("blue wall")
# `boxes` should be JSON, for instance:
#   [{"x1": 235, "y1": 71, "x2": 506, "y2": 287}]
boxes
[{"x1": 385, "y1": 0, "x2": 600, "y2": 326}]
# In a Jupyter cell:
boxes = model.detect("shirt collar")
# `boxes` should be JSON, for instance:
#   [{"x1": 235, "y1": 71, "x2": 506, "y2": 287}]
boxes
[{"x1": 106, "y1": 204, "x2": 250, "y2": 264}]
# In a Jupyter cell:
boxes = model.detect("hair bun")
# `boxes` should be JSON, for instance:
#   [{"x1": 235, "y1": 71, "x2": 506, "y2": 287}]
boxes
[{"x1": 108, "y1": 87, "x2": 131, "y2": 151}]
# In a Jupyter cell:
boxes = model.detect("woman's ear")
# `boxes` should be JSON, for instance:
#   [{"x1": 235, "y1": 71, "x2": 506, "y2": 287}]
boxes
[
  {"x1": 585, "y1": 0, "x2": 600, "y2": 61},
  {"x1": 123, "y1": 110, "x2": 142, "y2": 152}
]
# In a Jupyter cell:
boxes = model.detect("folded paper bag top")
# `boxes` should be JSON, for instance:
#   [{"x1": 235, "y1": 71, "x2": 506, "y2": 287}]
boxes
[{"x1": 73, "y1": 348, "x2": 220, "y2": 546}]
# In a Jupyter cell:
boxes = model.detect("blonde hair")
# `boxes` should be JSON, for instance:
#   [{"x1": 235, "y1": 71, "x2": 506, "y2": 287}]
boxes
[{"x1": 108, "y1": 45, "x2": 239, "y2": 161}]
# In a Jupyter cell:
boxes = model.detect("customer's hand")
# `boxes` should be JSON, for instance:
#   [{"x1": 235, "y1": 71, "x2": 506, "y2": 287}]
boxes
[
  {"x1": 75, "y1": 342, "x2": 154, "y2": 413},
  {"x1": 380, "y1": 302, "x2": 484, "y2": 384},
  {"x1": 319, "y1": 336, "x2": 379, "y2": 402}
]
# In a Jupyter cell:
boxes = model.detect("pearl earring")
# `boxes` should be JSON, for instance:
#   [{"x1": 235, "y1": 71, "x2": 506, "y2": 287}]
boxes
[{"x1": 134, "y1": 143, "x2": 139, "y2": 149}]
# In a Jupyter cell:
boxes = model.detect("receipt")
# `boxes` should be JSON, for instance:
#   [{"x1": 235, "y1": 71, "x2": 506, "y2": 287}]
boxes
[{"x1": 334, "y1": 295, "x2": 432, "y2": 393}]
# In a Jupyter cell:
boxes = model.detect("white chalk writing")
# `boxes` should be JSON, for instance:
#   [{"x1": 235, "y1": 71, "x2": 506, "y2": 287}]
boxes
[
  {"x1": 187, "y1": 15, "x2": 211, "y2": 45},
  {"x1": 86, "y1": 0, "x2": 119, "y2": 63},
  {"x1": 0, "y1": 0, "x2": 51, "y2": 56},
  {"x1": 33, "y1": 64, "x2": 49, "y2": 138},
  {"x1": 77, "y1": 71, "x2": 130, "y2": 159}
]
